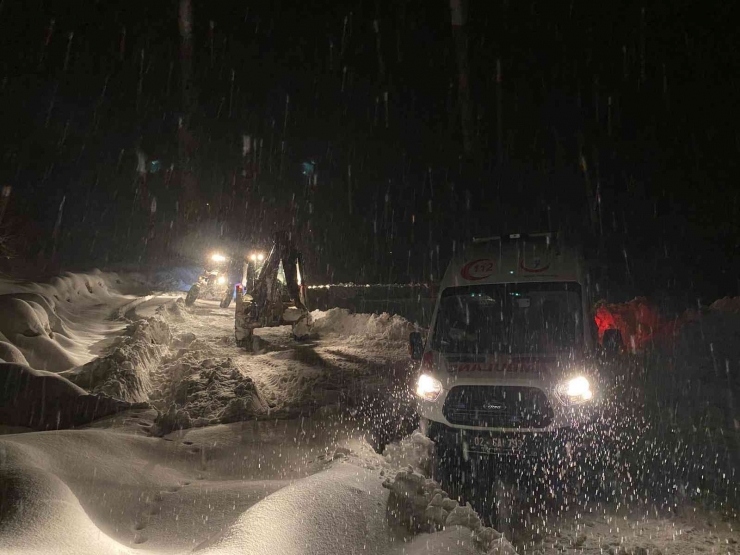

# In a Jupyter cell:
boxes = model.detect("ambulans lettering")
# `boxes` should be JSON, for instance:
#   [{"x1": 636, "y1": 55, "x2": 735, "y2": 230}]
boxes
[{"x1": 448, "y1": 361, "x2": 546, "y2": 373}]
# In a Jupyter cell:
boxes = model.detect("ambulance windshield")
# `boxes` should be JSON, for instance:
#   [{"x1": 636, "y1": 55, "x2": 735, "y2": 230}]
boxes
[{"x1": 432, "y1": 282, "x2": 583, "y2": 356}]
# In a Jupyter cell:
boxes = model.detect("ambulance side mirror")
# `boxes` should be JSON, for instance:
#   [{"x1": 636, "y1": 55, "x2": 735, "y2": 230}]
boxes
[{"x1": 409, "y1": 332, "x2": 424, "y2": 360}]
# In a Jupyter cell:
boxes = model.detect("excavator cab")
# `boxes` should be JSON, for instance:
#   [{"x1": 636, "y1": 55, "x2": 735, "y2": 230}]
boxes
[{"x1": 234, "y1": 232, "x2": 311, "y2": 350}]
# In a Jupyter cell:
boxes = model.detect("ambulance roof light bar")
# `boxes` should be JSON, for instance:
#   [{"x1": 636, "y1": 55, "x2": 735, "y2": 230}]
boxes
[{"x1": 472, "y1": 232, "x2": 556, "y2": 244}]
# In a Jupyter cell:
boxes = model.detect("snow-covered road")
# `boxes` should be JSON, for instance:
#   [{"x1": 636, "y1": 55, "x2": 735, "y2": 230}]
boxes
[
  {"x1": 0, "y1": 273, "x2": 428, "y2": 554},
  {"x1": 2, "y1": 271, "x2": 740, "y2": 555}
]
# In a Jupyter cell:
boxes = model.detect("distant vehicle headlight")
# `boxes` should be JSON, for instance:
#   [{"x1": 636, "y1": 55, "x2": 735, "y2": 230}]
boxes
[
  {"x1": 216, "y1": 276, "x2": 227, "y2": 285},
  {"x1": 249, "y1": 252, "x2": 265, "y2": 262},
  {"x1": 556, "y1": 375, "x2": 594, "y2": 405},
  {"x1": 211, "y1": 253, "x2": 227, "y2": 263},
  {"x1": 257, "y1": 252, "x2": 265, "y2": 261},
  {"x1": 415, "y1": 373, "x2": 443, "y2": 402}
]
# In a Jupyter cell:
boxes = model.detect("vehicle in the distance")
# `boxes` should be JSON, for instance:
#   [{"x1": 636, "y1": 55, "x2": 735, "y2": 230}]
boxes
[
  {"x1": 185, "y1": 252, "x2": 232, "y2": 307},
  {"x1": 411, "y1": 232, "x2": 602, "y2": 469}
]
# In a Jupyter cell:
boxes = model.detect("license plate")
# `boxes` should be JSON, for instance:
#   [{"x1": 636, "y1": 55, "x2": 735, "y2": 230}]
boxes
[{"x1": 467, "y1": 435, "x2": 525, "y2": 455}]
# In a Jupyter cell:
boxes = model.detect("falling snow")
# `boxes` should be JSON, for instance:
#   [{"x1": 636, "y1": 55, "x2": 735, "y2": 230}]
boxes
[{"x1": 0, "y1": 0, "x2": 738, "y2": 553}]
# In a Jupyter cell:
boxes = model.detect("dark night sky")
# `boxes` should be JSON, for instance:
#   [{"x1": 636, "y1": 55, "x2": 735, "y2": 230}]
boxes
[{"x1": 0, "y1": 0, "x2": 738, "y2": 305}]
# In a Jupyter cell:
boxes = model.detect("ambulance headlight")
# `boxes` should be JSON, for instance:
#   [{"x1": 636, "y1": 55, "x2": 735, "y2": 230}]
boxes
[
  {"x1": 415, "y1": 374, "x2": 443, "y2": 402},
  {"x1": 556, "y1": 375, "x2": 594, "y2": 405}
]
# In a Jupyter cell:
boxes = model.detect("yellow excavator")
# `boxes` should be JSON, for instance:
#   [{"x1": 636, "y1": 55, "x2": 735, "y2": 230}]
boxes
[{"x1": 234, "y1": 232, "x2": 311, "y2": 350}]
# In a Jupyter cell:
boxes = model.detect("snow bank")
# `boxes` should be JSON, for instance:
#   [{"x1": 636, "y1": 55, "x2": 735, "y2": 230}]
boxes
[
  {"x1": 0, "y1": 362, "x2": 147, "y2": 430},
  {"x1": 63, "y1": 315, "x2": 171, "y2": 402},
  {"x1": 0, "y1": 279, "x2": 270, "y2": 431},
  {"x1": 376, "y1": 429, "x2": 515, "y2": 554},
  {"x1": 0, "y1": 271, "x2": 144, "y2": 373},
  {"x1": 0, "y1": 341, "x2": 28, "y2": 364},
  {"x1": 192, "y1": 425, "x2": 511, "y2": 555},
  {"x1": 382, "y1": 466, "x2": 512, "y2": 553},
  {"x1": 0, "y1": 271, "x2": 189, "y2": 431},
  {"x1": 383, "y1": 431, "x2": 435, "y2": 474},
  {"x1": 0, "y1": 293, "x2": 90, "y2": 371},
  {"x1": 310, "y1": 308, "x2": 414, "y2": 342},
  {"x1": 0, "y1": 283, "x2": 269, "y2": 432},
  {"x1": 0, "y1": 292, "x2": 267, "y2": 431}
]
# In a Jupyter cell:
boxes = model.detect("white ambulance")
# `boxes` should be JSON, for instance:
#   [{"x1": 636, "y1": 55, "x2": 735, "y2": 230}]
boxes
[{"x1": 410, "y1": 232, "x2": 602, "y2": 460}]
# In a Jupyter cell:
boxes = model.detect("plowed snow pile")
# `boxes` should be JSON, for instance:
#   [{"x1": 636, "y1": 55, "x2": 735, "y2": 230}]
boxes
[
  {"x1": 62, "y1": 315, "x2": 172, "y2": 402},
  {"x1": 150, "y1": 352, "x2": 267, "y2": 434},
  {"x1": 0, "y1": 271, "x2": 177, "y2": 431},
  {"x1": 64, "y1": 299, "x2": 272, "y2": 432},
  {"x1": 311, "y1": 308, "x2": 415, "y2": 342},
  {"x1": 0, "y1": 270, "x2": 271, "y2": 432}
]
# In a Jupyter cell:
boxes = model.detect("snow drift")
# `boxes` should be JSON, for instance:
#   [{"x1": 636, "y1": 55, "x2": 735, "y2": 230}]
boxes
[
  {"x1": 0, "y1": 418, "x2": 395, "y2": 555},
  {"x1": 195, "y1": 463, "x2": 397, "y2": 555},
  {"x1": 0, "y1": 440, "x2": 136, "y2": 555},
  {"x1": 0, "y1": 271, "x2": 144, "y2": 372}
]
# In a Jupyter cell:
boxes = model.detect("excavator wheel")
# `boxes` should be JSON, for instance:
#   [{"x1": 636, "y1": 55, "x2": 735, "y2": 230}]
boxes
[
  {"x1": 219, "y1": 288, "x2": 233, "y2": 309},
  {"x1": 185, "y1": 284, "x2": 200, "y2": 307}
]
